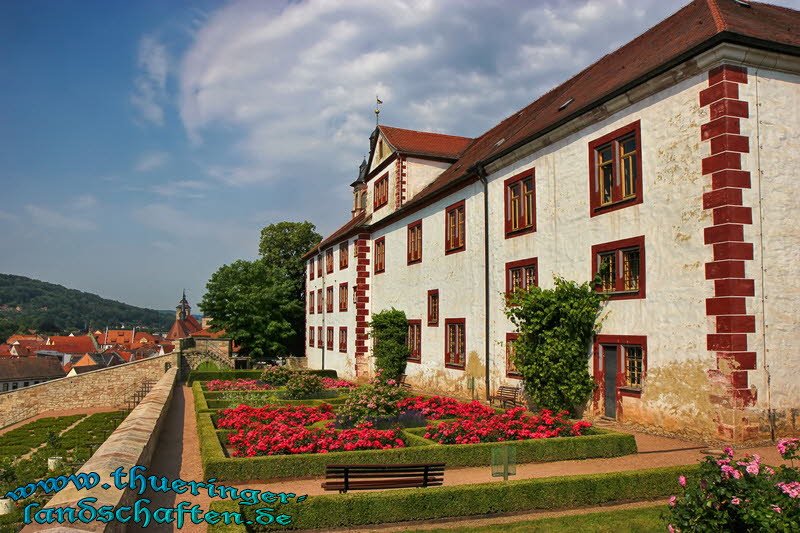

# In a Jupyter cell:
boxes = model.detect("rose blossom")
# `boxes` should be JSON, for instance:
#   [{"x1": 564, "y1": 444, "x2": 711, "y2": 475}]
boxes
[{"x1": 678, "y1": 476, "x2": 687, "y2": 487}]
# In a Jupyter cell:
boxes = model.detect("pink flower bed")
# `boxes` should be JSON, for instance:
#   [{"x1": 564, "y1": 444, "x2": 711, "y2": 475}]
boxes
[
  {"x1": 216, "y1": 404, "x2": 334, "y2": 430},
  {"x1": 321, "y1": 377, "x2": 356, "y2": 389},
  {"x1": 205, "y1": 379, "x2": 275, "y2": 391},
  {"x1": 218, "y1": 404, "x2": 403, "y2": 457},
  {"x1": 424, "y1": 407, "x2": 591, "y2": 444},
  {"x1": 397, "y1": 396, "x2": 497, "y2": 419}
]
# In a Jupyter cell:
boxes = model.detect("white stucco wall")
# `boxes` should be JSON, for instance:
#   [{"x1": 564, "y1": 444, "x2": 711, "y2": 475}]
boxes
[{"x1": 405, "y1": 157, "x2": 452, "y2": 201}]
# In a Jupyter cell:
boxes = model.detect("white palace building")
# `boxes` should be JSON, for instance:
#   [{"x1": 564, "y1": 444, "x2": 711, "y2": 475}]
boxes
[{"x1": 303, "y1": 0, "x2": 800, "y2": 443}]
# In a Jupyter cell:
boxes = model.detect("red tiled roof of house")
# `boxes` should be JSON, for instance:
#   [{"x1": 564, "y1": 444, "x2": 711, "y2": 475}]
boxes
[
  {"x1": 134, "y1": 332, "x2": 157, "y2": 344},
  {"x1": 303, "y1": 212, "x2": 367, "y2": 259},
  {"x1": 62, "y1": 362, "x2": 73, "y2": 373},
  {"x1": 378, "y1": 125, "x2": 472, "y2": 160},
  {"x1": 99, "y1": 330, "x2": 134, "y2": 345},
  {"x1": 47, "y1": 336, "x2": 97, "y2": 354},
  {"x1": 159, "y1": 343, "x2": 174, "y2": 354},
  {"x1": 0, "y1": 357, "x2": 65, "y2": 381},
  {"x1": 374, "y1": 0, "x2": 800, "y2": 226},
  {"x1": 6, "y1": 334, "x2": 44, "y2": 344},
  {"x1": 166, "y1": 316, "x2": 202, "y2": 341},
  {"x1": 192, "y1": 328, "x2": 228, "y2": 339}
]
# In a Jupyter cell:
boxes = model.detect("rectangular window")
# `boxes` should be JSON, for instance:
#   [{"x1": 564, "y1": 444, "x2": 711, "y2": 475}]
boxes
[
  {"x1": 506, "y1": 332, "x2": 522, "y2": 379},
  {"x1": 407, "y1": 320, "x2": 422, "y2": 363},
  {"x1": 317, "y1": 255, "x2": 323, "y2": 277},
  {"x1": 444, "y1": 318, "x2": 466, "y2": 369},
  {"x1": 407, "y1": 220, "x2": 422, "y2": 265},
  {"x1": 625, "y1": 345, "x2": 643, "y2": 388},
  {"x1": 339, "y1": 327, "x2": 347, "y2": 353},
  {"x1": 505, "y1": 258, "x2": 538, "y2": 296},
  {"x1": 445, "y1": 200, "x2": 466, "y2": 254},
  {"x1": 326, "y1": 286, "x2": 334, "y2": 313},
  {"x1": 374, "y1": 173, "x2": 389, "y2": 209},
  {"x1": 339, "y1": 282, "x2": 348, "y2": 312},
  {"x1": 374, "y1": 237, "x2": 386, "y2": 273},
  {"x1": 427, "y1": 289, "x2": 439, "y2": 326},
  {"x1": 504, "y1": 170, "x2": 536, "y2": 237},
  {"x1": 316, "y1": 288, "x2": 322, "y2": 313},
  {"x1": 325, "y1": 248, "x2": 334, "y2": 274},
  {"x1": 340, "y1": 241, "x2": 349, "y2": 269},
  {"x1": 309, "y1": 327, "x2": 314, "y2": 347},
  {"x1": 592, "y1": 236, "x2": 645, "y2": 300},
  {"x1": 317, "y1": 326, "x2": 323, "y2": 348},
  {"x1": 326, "y1": 327, "x2": 334, "y2": 350},
  {"x1": 589, "y1": 121, "x2": 643, "y2": 216},
  {"x1": 309, "y1": 260, "x2": 314, "y2": 280},
  {"x1": 309, "y1": 291, "x2": 315, "y2": 314}
]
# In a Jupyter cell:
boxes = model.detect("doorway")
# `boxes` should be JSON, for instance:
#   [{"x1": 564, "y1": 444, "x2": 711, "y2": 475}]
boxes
[{"x1": 603, "y1": 345, "x2": 618, "y2": 419}]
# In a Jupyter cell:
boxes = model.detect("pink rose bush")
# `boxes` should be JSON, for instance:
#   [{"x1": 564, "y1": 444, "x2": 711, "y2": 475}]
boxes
[
  {"x1": 424, "y1": 407, "x2": 591, "y2": 444},
  {"x1": 397, "y1": 396, "x2": 497, "y2": 420},
  {"x1": 205, "y1": 379, "x2": 275, "y2": 391},
  {"x1": 216, "y1": 404, "x2": 334, "y2": 430},
  {"x1": 321, "y1": 377, "x2": 356, "y2": 389},
  {"x1": 665, "y1": 442, "x2": 800, "y2": 531}
]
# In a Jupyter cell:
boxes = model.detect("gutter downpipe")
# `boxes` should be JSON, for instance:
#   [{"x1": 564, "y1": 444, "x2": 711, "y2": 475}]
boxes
[{"x1": 475, "y1": 163, "x2": 491, "y2": 401}]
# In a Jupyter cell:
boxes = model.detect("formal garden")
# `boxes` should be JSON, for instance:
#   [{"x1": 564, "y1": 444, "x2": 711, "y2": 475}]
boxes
[{"x1": 0, "y1": 411, "x2": 125, "y2": 531}]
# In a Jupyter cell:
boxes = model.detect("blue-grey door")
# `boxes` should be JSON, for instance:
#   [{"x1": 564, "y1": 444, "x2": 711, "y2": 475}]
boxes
[{"x1": 603, "y1": 345, "x2": 618, "y2": 419}]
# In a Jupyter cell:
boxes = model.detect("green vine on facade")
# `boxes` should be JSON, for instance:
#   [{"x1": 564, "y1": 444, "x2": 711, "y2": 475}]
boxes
[
  {"x1": 504, "y1": 275, "x2": 606, "y2": 415},
  {"x1": 369, "y1": 308, "x2": 409, "y2": 381}
]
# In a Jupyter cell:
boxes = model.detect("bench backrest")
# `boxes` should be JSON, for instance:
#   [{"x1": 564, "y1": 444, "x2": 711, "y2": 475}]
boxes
[{"x1": 497, "y1": 386, "x2": 519, "y2": 398}]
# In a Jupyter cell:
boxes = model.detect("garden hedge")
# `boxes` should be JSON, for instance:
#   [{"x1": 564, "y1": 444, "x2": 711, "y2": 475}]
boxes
[
  {"x1": 198, "y1": 413, "x2": 636, "y2": 481},
  {"x1": 187, "y1": 369, "x2": 338, "y2": 385},
  {"x1": 207, "y1": 464, "x2": 696, "y2": 531}
]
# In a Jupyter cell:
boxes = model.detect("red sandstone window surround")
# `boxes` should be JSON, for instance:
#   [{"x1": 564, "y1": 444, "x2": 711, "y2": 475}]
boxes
[
  {"x1": 309, "y1": 327, "x2": 314, "y2": 347},
  {"x1": 316, "y1": 288, "x2": 322, "y2": 313},
  {"x1": 427, "y1": 289, "x2": 439, "y2": 327},
  {"x1": 445, "y1": 200, "x2": 466, "y2": 254},
  {"x1": 340, "y1": 241, "x2": 349, "y2": 269},
  {"x1": 593, "y1": 335, "x2": 647, "y2": 398},
  {"x1": 326, "y1": 248, "x2": 334, "y2": 274},
  {"x1": 309, "y1": 291, "x2": 314, "y2": 314},
  {"x1": 407, "y1": 219, "x2": 422, "y2": 265},
  {"x1": 309, "y1": 260, "x2": 314, "y2": 280},
  {"x1": 339, "y1": 282, "x2": 348, "y2": 312},
  {"x1": 317, "y1": 255, "x2": 323, "y2": 277},
  {"x1": 339, "y1": 327, "x2": 347, "y2": 353},
  {"x1": 374, "y1": 173, "x2": 389, "y2": 209},
  {"x1": 374, "y1": 237, "x2": 386, "y2": 273},
  {"x1": 326, "y1": 286, "x2": 334, "y2": 313},
  {"x1": 317, "y1": 326, "x2": 322, "y2": 348},
  {"x1": 407, "y1": 320, "x2": 422, "y2": 363},
  {"x1": 505, "y1": 258, "x2": 538, "y2": 296},
  {"x1": 588, "y1": 121, "x2": 643, "y2": 216},
  {"x1": 506, "y1": 332, "x2": 522, "y2": 379},
  {"x1": 445, "y1": 318, "x2": 466, "y2": 369},
  {"x1": 504, "y1": 169, "x2": 536, "y2": 238},
  {"x1": 326, "y1": 326, "x2": 334, "y2": 350},
  {"x1": 592, "y1": 236, "x2": 646, "y2": 300}
]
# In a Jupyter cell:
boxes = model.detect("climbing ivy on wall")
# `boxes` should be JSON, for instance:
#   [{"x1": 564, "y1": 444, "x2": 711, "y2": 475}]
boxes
[
  {"x1": 504, "y1": 275, "x2": 606, "y2": 415},
  {"x1": 369, "y1": 308, "x2": 409, "y2": 381}
]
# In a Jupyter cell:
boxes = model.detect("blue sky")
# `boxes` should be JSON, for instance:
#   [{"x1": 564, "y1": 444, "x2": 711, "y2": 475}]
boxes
[{"x1": 1, "y1": 0, "x2": 797, "y2": 311}]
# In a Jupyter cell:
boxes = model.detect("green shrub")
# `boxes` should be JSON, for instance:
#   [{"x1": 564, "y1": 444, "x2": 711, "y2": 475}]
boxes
[
  {"x1": 283, "y1": 374, "x2": 324, "y2": 399},
  {"x1": 187, "y1": 369, "x2": 337, "y2": 385},
  {"x1": 369, "y1": 308, "x2": 409, "y2": 381},
  {"x1": 336, "y1": 374, "x2": 408, "y2": 426},
  {"x1": 259, "y1": 365, "x2": 297, "y2": 386},
  {"x1": 198, "y1": 414, "x2": 636, "y2": 481},
  {"x1": 235, "y1": 464, "x2": 693, "y2": 530}
]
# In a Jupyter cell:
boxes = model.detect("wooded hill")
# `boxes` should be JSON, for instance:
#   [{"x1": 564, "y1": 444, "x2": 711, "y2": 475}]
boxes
[{"x1": 0, "y1": 273, "x2": 172, "y2": 335}]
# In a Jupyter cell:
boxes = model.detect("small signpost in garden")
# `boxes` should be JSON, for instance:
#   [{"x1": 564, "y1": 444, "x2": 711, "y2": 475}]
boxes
[{"x1": 491, "y1": 444, "x2": 516, "y2": 481}]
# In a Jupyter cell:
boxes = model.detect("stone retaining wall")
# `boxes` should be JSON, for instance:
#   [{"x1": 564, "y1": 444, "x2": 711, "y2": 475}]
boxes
[
  {"x1": 21, "y1": 366, "x2": 178, "y2": 533},
  {"x1": 0, "y1": 353, "x2": 178, "y2": 429}
]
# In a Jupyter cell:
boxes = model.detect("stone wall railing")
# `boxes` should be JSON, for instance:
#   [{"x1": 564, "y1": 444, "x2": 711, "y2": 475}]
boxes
[
  {"x1": 21, "y1": 366, "x2": 178, "y2": 533},
  {"x1": 0, "y1": 353, "x2": 178, "y2": 429}
]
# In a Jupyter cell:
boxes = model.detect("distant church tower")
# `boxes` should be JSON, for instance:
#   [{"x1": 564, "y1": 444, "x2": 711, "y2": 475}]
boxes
[{"x1": 176, "y1": 290, "x2": 191, "y2": 320}]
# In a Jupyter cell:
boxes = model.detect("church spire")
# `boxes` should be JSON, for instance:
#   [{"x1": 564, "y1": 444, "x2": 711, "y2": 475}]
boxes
[{"x1": 176, "y1": 290, "x2": 191, "y2": 321}]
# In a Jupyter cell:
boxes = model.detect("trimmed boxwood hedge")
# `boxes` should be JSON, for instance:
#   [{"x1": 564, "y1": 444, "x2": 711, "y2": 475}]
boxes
[
  {"x1": 187, "y1": 369, "x2": 337, "y2": 385},
  {"x1": 207, "y1": 464, "x2": 695, "y2": 531},
  {"x1": 198, "y1": 413, "x2": 636, "y2": 481}
]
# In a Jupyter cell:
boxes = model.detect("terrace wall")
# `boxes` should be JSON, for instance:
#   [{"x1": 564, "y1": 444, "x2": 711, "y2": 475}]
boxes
[{"x1": 0, "y1": 353, "x2": 178, "y2": 429}]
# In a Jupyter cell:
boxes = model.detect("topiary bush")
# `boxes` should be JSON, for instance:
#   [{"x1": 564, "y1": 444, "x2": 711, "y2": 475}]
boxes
[
  {"x1": 283, "y1": 373, "x2": 324, "y2": 399},
  {"x1": 336, "y1": 372, "x2": 408, "y2": 426},
  {"x1": 369, "y1": 308, "x2": 409, "y2": 381}
]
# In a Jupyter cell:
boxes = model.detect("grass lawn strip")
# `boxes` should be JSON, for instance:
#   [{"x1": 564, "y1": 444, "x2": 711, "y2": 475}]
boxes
[{"x1": 0, "y1": 414, "x2": 85, "y2": 460}]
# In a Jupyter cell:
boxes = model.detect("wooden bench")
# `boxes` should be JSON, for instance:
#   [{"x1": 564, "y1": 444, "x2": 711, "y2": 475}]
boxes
[
  {"x1": 321, "y1": 463, "x2": 446, "y2": 493},
  {"x1": 398, "y1": 374, "x2": 412, "y2": 390},
  {"x1": 489, "y1": 385, "x2": 522, "y2": 408}
]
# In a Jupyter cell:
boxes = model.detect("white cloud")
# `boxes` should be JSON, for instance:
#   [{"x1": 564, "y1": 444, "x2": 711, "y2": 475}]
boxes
[
  {"x1": 72, "y1": 194, "x2": 97, "y2": 210},
  {"x1": 24, "y1": 205, "x2": 96, "y2": 231},
  {"x1": 0, "y1": 210, "x2": 17, "y2": 222},
  {"x1": 135, "y1": 151, "x2": 170, "y2": 172},
  {"x1": 131, "y1": 35, "x2": 169, "y2": 126}
]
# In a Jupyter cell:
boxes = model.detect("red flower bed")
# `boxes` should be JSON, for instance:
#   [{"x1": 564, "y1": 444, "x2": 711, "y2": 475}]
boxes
[
  {"x1": 206, "y1": 379, "x2": 275, "y2": 391},
  {"x1": 322, "y1": 377, "x2": 356, "y2": 389},
  {"x1": 216, "y1": 404, "x2": 334, "y2": 430},
  {"x1": 227, "y1": 422, "x2": 405, "y2": 457},
  {"x1": 424, "y1": 407, "x2": 592, "y2": 444},
  {"x1": 397, "y1": 396, "x2": 496, "y2": 419}
]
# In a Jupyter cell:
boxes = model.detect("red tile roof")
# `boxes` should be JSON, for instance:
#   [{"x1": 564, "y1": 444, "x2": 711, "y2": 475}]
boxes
[
  {"x1": 6, "y1": 334, "x2": 44, "y2": 344},
  {"x1": 389, "y1": 1, "x2": 800, "y2": 216},
  {"x1": 303, "y1": 212, "x2": 367, "y2": 259},
  {"x1": 378, "y1": 125, "x2": 472, "y2": 160},
  {"x1": 0, "y1": 357, "x2": 65, "y2": 381},
  {"x1": 47, "y1": 336, "x2": 97, "y2": 354}
]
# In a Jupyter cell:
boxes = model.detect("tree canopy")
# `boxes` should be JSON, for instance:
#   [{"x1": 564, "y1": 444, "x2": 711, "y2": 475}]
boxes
[{"x1": 259, "y1": 221, "x2": 322, "y2": 296}]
